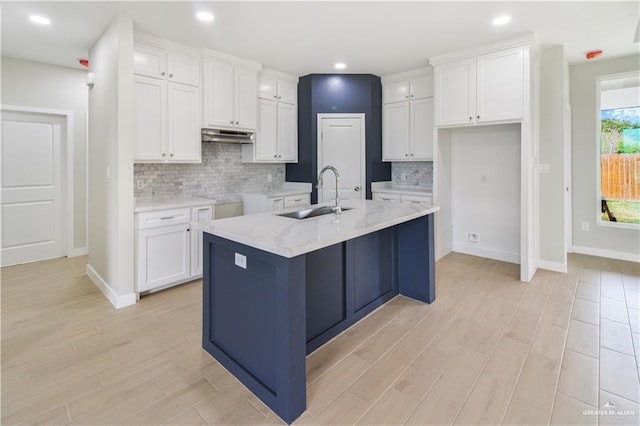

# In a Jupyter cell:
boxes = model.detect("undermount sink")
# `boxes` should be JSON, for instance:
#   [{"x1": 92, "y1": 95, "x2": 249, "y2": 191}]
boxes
[{"x1": 277, "y1": 206, "x2": 352, "y2": 220}]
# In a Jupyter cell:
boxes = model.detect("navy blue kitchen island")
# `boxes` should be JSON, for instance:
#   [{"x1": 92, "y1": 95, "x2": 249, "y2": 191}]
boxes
[{"x1": 201, "y1": 199, "x2": 438, "y2": 423}]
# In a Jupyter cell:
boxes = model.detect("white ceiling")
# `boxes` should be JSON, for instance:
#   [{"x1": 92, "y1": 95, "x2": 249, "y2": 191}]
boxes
[{"x1": 2, "y1": 1, "x2": 639, "y2": 76}]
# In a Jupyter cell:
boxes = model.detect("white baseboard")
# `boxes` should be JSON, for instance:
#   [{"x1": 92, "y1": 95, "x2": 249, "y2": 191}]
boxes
[
  {"x1": 86, "y1": 264, "x2": 137, "y2": 309},
  {"x1": 453, "y1": 243, "x2": 520, "y2": 264},
  {"x1": 537, "y1": 259, "x2": 568, "y2": 273},
  {"x1": 68, "y1": 247, "x2": 88, "y2": 257},
  {"x1": 570, "y1": 245, "x2": 640, "y2": 263}
]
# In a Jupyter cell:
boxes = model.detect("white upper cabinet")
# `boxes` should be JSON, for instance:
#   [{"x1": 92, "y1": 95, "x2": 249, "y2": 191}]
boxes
[
  {"x1": 133, "y1": 36, "x2": 201, "y2": 163},
  {"x1": 134, "y1": 75, "x2": 166, "y2": 161},
  {"x1": 134, "y1": 43, "x2": 200, "y2": 87},
  {"x1": 202, "y1": 56, "x2": 260, "y2": 132},
  {"x1": 476, "y1": 47, "x2": 525, "y2": 122},
  {"x1": 167, "y1": 83, "x2": 201, "y2": 162},
  {"x1": 167, "y1": 53, "x2": 200, "y2": 86},
  {"x1": 133, "y1": 44, "x2": 166, "y2": 79},
  {"x1": 382, "y1": 102, "x2": 410, "y2": 160},
  {"x1": 382, "y1": 69, "x2": 434, "y2": 161},
  {"x1": 433, "y1": 46, "x2": 526, "y2": 127},
  {"x1": 384, "y1": 74, "x2": 433, "y2": 104},
  {"x1": 243, "y1": 69, "x2": 298, "y2": 163}
]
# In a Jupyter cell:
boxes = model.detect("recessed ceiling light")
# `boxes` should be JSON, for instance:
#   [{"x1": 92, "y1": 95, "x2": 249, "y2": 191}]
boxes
[
  {"x1": 492, "y1": 15, "x2": 511, "y2": 26},
  {"x1": 196, "y1": 12, "x2": 214, "y2": 22},
  {"x1": 29, "y1": 15, "x2": 51, "y2": 25},
  {"x1": 334, "y1": 63, "x2": 346, "y2": 70}
]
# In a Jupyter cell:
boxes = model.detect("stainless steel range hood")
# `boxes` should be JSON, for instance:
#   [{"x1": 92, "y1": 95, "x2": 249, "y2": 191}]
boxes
[{"x1": 201, "y1": 128, "x2": 254, "y2": 144}]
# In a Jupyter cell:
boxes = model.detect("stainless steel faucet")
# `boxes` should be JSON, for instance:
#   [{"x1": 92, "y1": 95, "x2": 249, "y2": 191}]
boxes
[{"x1": 317, "y1": 165, "x2": 341, "y2": 214}]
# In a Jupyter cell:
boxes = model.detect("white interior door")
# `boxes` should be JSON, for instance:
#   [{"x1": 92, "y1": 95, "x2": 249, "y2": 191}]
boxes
[
  {"x1": 1, "y1": 111, "x2": 65, "y2": 266},
  {"x1": 318, "y1": 115, "x2": 365, "y2": 203}
]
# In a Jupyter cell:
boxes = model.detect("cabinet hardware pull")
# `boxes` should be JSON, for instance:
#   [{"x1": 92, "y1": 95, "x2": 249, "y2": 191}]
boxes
[
  {"x1": 197, "y1": 208, "x2": 209, "y2": 211},
  {"x1": 236, "y1": 121, "x2": 239, "y2": 125},
  {"x1": 160, "y1": 216, "x2": 175, "y2": 220},
  {"x1": 410, "y1": 153, "x2": 414, "y2": 156},
  {"x1": 187, "y1": 228, "x2": 190, "y2": 232},
  {"x1": 274, "y1": 155, "x2": 278, "y2": 158},
  {"x1": 405, "y1": 153, "x2": 409, "y2": 157},
  {"x1": 477, "y1": 115, "x2": 480, "y2": 119},
  {"x1": 469, "y1": 116, "x2": 472, "y2": 121},
  {"x1": 169, "y1": 73, "x2": 173, "y2": 78},
  {"x1": 170, "y1": 153, "x2": 174, "y2": 157},
  {"x1": 273, "y1": 95, "x2": 278, "y2": 98},
  {"x1": 161, "y1": 72, "x2": 165, "y2": 76},
  {"x1": 278, "y1": 96, "x2": 282, "y2": 99},
  {"x1": 230, "y1": 120, "x2": 234, "y2": 124},
  {"x1": 162, "y1": 153, "x2": 166, "y2": 157}
]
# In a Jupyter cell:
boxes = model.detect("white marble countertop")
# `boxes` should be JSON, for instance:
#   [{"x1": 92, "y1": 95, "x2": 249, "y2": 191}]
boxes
[
  {"x1": 205, "y1": 199, "x2": 439, "y2": 258},
  {"x1": 371, "y1": 182, "x2": 432, "y2": 196},
  {"x1": 134, "y1": 196, "x2": 215, "y2": 213}
]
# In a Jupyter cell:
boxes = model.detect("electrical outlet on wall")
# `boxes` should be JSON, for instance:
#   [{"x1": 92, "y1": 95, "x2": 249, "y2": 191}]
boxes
[
  {"x1": 468, "y1": 232, "x2": 479, "y2": 243},
  {"x1": 582, "y1": 222, "x2": 589, "y2": 231}
]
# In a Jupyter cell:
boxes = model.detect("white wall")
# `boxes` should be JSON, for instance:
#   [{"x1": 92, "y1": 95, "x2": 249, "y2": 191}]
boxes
[
  {"x1": 570, "y1": 55, "x2": 640, "y2": 261},
  {"x1": 451, "y1": 124, "x2": 521, "y2": 263},
  {"x1": 87, "y1": 15, "x2": 136, "y2": 308},
  {"x1": 1, "y1": 56, "x2": 88, "y2": 252},
  {"x1": 538, "y1": 46, "x2": 569, "y2": 271}
]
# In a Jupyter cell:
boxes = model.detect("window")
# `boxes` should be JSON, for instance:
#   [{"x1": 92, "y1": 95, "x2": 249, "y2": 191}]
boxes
[{"x1": 598, "y1": 72, "x2": 640, "y2": 226}]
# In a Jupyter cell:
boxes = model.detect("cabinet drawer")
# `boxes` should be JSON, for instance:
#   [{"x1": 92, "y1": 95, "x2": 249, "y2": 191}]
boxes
[
  {"x1": 402, "y1": 194, "x2": 432, "y2": 205},
  {"x1": 372, "y1": 192, "x2": 401, "y2": 202},
  {"x1": 136, "y1": 208, "x2": 190, "y2": 229},
  {"x1": 191, "y1": 205, "x2": 213, "y2": 225},
  {"x1": 284, "y1": 193, "x2": 310, "y2": 208},
  {"x1": 268, "y1": 197, "x2": 284, "y2": 211}
]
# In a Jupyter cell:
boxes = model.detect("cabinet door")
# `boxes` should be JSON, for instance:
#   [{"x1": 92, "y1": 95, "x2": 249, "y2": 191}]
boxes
[
  {"x1": 133, "y1": 44, "x2": 166, "y2": 79},
  {"x1": 190, "y1": 206, "x2": 212, "y2": 277},
  {"x1": 383, "y1": 80, "x2": 411, "y2": 104},
  {"x1": 277, "y1": 102, "x2": 297, "y2": 162},
  {"x1": 476, "y1": 46, "x2": 524, "y2": 123},
  {"x1": 203, "y1": 60, "x2": 235, "y2": 128},
  {"x1": 382, "y1": 102, "x2": 410, "y2": 161},
  {"x1": 255, "y1": 99, "x2": 278, "y2": 161},
  {"x1": 268, "y1": 197, "x2": 284, "y2": 211},
  {"x1": 258, "y1": 75, "x2": 277, "y2": 100},
  {"x1": 134, "y1": 75, "x2": 166, "y2": 161},
  {"x1": 167, "y1": 52, "x2": 200, "y2": 87},
  {"x1": 234, "y1": 68, "x2": 258, "y2": 131},
  {"x1": 434, "y1": 58, "x2": 476, "y2": 126},
  {"x1": 137, "y1": 224, "x2": 190, "y2": 292},
  {"x1": 411, "y1": 75, "x2": 434, "y2": 99},
  {"x1": 277, "y1": 80, "x2": 297, "y2": 105},
  {"x1": 167, "y1": 82, "x2": 201, "y2": 162},
  {"x1": 411, "y1": 97, "x2": 434, "y2": 160}
]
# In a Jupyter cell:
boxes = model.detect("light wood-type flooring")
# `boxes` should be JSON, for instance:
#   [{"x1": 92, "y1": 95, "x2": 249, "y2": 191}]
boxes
[{"x1": 2, "y1": 253, "x2": 639, "y2": 425}]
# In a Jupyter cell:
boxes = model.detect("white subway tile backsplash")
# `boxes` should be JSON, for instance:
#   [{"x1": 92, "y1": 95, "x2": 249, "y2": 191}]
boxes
[{"x1": 134, "y1": 143, "x2": 285, "y2": 203}]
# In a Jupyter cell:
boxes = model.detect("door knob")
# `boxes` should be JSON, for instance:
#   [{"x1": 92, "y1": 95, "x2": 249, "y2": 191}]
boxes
[{"x1": 354, "y1": 186, "x2": 361, "y2": 192}]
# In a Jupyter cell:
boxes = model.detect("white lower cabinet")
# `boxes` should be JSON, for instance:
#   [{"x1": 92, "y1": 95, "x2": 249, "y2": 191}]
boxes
[
  {"x1": 373, "y1": 192, "x2": 432, "y2": 205},
  {"x1": 190, "y1": 206, "x2": 213, "y2": 277},
  {"x1": 242, "y1": 192, "x2": 311, "y2": 215},
  {"x1": 135, "y1": 204, "x2": 213, "y2": 294}
]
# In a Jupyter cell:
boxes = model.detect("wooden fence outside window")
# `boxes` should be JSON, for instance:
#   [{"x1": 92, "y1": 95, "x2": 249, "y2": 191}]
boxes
[{"x1": 601, "y1": 153, "x2": 640, "y2": 201}]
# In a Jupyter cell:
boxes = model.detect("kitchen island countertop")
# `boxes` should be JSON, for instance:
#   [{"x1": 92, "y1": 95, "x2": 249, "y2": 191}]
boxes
[{"x1": 205, "y1": 198, "x2": 439, "y2": 258}]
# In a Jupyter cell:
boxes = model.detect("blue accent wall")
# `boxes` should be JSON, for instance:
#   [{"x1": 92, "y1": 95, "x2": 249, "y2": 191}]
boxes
[{"x1": 286, "y1": 74, "x2": 390, "y2": 203}]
